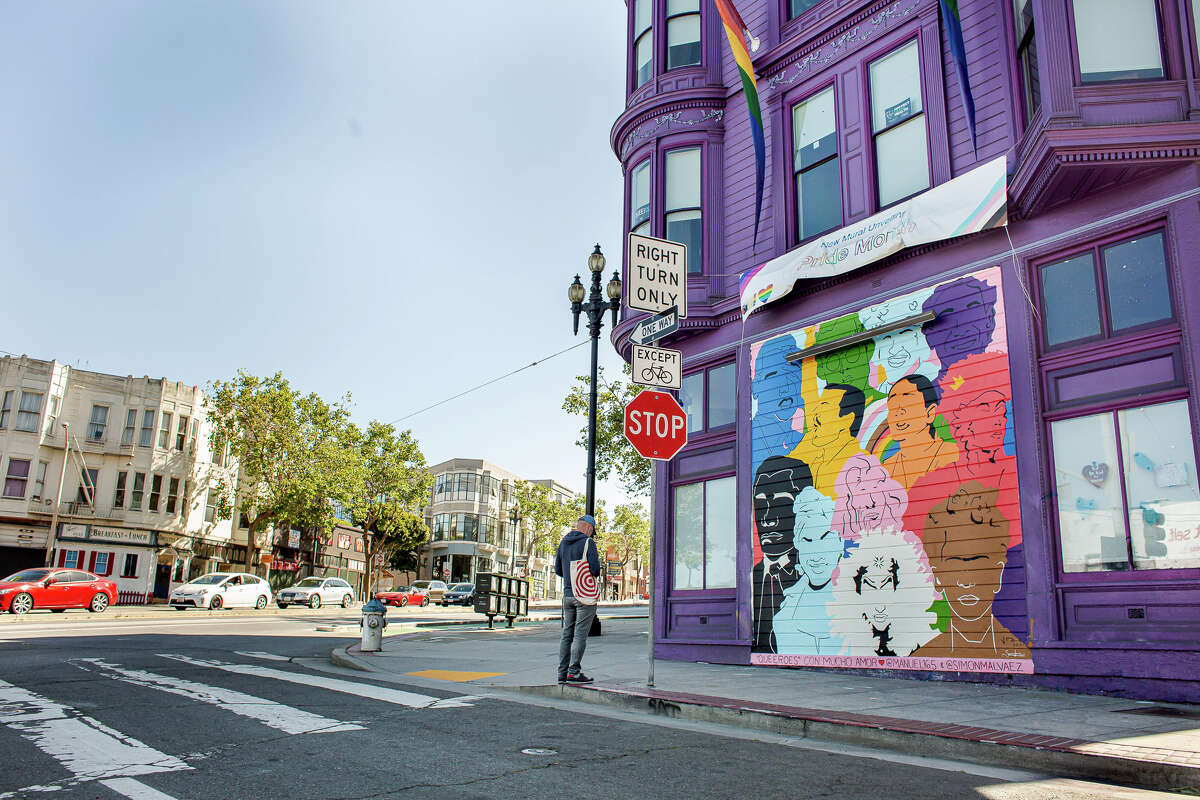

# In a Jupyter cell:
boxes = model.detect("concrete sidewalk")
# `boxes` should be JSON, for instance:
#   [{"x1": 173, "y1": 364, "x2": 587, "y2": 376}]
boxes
[{"x1": 331, "y1": 617, "x2": 1200, "y2": 792}]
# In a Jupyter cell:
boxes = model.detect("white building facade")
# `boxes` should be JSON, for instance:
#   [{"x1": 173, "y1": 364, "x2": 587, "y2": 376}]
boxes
[{"x1": 0, "y1": 356, "x2": 238, "y2": 603}]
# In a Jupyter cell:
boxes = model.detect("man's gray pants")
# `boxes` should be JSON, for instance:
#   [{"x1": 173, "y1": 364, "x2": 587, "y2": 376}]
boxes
[{"x1": 558, "y1": 596, "x2": 597, "y2": 677}]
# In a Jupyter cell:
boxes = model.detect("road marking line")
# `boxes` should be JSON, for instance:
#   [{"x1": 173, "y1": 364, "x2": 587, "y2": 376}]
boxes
[
  {"x1": 406, "y1": 670, "x2": 507, "y2": 682},
  {"x1": 74, "y1": 659, "x2": 363, "y2": 735},
  {"x1": 0, "y1": 679, "x2": 190, "y2": 783},
  {"x1": 157, "y1": 654, "x2": 474, "y2": 709},
  {"x1": 100, "y1": 777, "x2": 181, "y2": 800},
  {"x1": 232, "y1": 651, "x2": 292, "y2": 662}
]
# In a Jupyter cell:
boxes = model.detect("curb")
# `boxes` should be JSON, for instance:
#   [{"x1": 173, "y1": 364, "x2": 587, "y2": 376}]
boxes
[
  {"x1": 330, "y1": 645, "x2": 375, "y2": 672},
  {"x1": 517, "y1": 684, "x2": 1200, "y2": 792}
]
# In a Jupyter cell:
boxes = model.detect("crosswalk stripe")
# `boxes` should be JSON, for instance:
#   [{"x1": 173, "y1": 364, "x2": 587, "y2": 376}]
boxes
[
  {"x1": 0, "y1": 679, "x2": 190, "y2": 784},
  {"x1": 75, "y1": 659, "x2": 363, "y2": 735},
  {"x1": 158, "y1": 654, "x2": 474, "y2": 709},
  {"x1": 233, "y1": 651, "x2": 291, "y2": 662},
  {"x1": 100, "y1": 777, "x2": 182, "y2": 800}
]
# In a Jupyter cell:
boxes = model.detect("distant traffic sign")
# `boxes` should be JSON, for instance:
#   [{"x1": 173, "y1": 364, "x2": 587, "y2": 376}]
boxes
[
  {"x1": 624, "y1": 390, "x2": 688, "y2": 461},
  {"x1": 627, "y1": 233, "x2": 687, "y2": 318},
  {"x1": 631, "y1": 344, "x2": 681, "y2": 390},
  {"x1": 629, "y1": 305, "x2": 679, "y2": 346}
]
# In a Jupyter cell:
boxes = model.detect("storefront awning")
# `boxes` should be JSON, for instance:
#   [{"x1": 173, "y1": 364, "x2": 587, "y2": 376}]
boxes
[{"x1": 739, "y1": 157, "x2": 1007, "y2": 319}]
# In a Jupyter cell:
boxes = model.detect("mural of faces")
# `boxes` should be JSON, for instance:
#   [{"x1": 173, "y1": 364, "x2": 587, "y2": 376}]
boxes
[
  {"x1": 833, "y1": 453, "x2": 907, "y2": 538},
  {"x1": 921, "y1": 276, "x2": 997, "y2": 379},
  {"x1": 944, "y1": 389, "x2": 1008, "y2": 454},
  {"x1": 752, "y1": 335, "x2": 803, "y2": 452},
  {"x1": 923, "y1": 481, "x2": 1010, "y2": 623},
  {"x1": 809, "y1": 384, "x2": 863, "y2": 450},
  {"x1": 886, "y1": 376, "x2": 940, "y2": 447},
  {"x1": 753, "y1": 456, "x2": 814, "y2": 559},
  {"x1": 793, "y1": 487, "x2": 841, "y2": 588},
  {"x1": 815, "y1": 314, "x2": 872, "y2": 388}
]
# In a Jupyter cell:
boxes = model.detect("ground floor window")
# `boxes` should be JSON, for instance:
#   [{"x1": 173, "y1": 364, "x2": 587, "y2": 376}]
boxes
[
  {"x1": 672, "y1": 475, "x2": 736, "y2": 590},
  {"x1": 1051, "y1": 398, "x2": 1200, "y2": 572},
  {"x1": 122, "y1": 553, "x2": 138, "y2": 578}
]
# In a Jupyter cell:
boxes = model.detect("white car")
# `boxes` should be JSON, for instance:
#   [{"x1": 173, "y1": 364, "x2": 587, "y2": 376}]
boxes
[
  {"x1": 276, "y1": 577, "x2": 355, "y2": 609},
  {"x1": 170, "y1": 572, "x2": 272, "y2": 611}
]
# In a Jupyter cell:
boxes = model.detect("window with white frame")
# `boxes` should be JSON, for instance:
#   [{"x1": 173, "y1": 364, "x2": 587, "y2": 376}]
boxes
[
  {"x1": 149, "y1": 474, "x2": 163, "y2": 512},
  {"x1": 122, "y1": 409, "x2": 137, "y2": 445},
  {"x1": 665, "y1": 147, "x2": 702, "y2": 273},
  {"x1": 630, "y1": 160, "x2": 651, "y2": 235},
  {"x1": 3, "y1": 459, "x2": 30, "y2": 499},
  {"x1": 87, "y1": 405, "x2": 108, "y2": 442},
  {"x1": 114, "y1": 471, "x2": 127, "y2": 508},
  {"x1": 666, "y1": 0, "x2": 701, "y2": 69},
  {"x1": 869, "y1": 40, "x2": 929, "y2": 207},
  {"x1": 1073, "y1": 0, "x2": 1163, "y2": 84},
  {"x1": 122, "y1": 552, "x2": 139, "y2": 578},
  {"x1": 94, "y1": 552, "x2": 110, "y2": 576},
  {"x1": 633, "y1": 0, "x2": 653, "y2": 88},
  {"x1": 32, "y1": 460, "x2": 47, "y2": 500},
  {"x1": 189, "y1": 419, "x2": 198, "y2": 452},
  {"x1": 0, "y1": 390, "x2": 11, "y2": 428},
  {"x1": 15, "y1": 392, "x2": 42, "y2": 432},
  {"x1": 158, "y1": 412, "x2": 172, "y2": 448},
  {"x1": 792, "y1": 86, "x2": 841, "y2": 242},
  {"x1": 176, "y1": 415, "x2": 188, "y2": 450},
  {"x1": 76, "y1": 468, "x2": 98, "y2": 505},
  {"x1": 204, "y1": 489, "x2": 217, "y2": 523},
  {"x1": 130, "y1": 472, "x2": 146, "y2": 510},
  {"x1": 139, "y1": 409, "x2": 155, "y2": 447},
  {"x1": 166, "y1": 477, "x2": 180, "y2": 513},
  {"x1": 63, "y1": 550, "x2": 80, "y2": 569},
  {"x1": 672, "y1": 475, "x2": 736, "y2": 589}
]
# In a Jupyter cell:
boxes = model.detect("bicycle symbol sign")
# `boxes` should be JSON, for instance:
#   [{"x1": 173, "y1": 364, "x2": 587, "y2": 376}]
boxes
[{"x1": 631, "y1": 344, "x2": 682, "y2": 390}]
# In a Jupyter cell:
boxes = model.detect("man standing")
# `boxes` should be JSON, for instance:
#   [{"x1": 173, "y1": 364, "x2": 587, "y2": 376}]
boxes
[{"x1": 554, "y1": 514, "x2": 601, "y2": 684}]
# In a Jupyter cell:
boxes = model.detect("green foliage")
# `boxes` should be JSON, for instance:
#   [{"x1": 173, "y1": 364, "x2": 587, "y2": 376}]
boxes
[
  {"x1": 513, "y1": 480, "x2": 582, "y2": 564},
  {"x1": 561, "y1": 364, "x2": 651, "y2": 497},
  {"x1": 600, "y1": 502, "x2": 650, "y2": 567},
  {"x1": 207, "y1": 371, "x2": 353, "y2": 567}
]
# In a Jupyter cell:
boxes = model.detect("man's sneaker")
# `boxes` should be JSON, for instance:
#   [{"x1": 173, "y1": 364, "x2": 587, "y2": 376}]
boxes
[
  {"x1": 565, "y1": 672, "x2": 594, "y2": 684},
  {"x1": 557, "y1": 674, "x2": 568, "y2": 684}
]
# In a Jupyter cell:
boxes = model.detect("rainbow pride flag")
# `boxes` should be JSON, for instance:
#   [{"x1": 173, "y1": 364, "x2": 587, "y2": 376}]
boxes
[
  {"x1": 713, "y1": 0, "x2": 766, "y2": 243},
  {"x1": 939, "y1": 0, "x2": 977, "y2": 153}
]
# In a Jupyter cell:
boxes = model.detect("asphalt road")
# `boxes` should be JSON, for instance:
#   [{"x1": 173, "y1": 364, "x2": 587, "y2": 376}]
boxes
[{"x1": 0, "y1": 615, "x2": 1177, "y2": 800}]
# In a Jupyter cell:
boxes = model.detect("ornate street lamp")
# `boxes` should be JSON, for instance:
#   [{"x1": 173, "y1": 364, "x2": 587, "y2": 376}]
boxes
[{"x1": 569, "y1": 244, "x2": 622, "y2": 517}]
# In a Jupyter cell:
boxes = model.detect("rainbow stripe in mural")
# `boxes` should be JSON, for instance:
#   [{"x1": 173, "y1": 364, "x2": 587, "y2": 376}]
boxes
[{"x1": 713, "y1": 0, "x2": 766, "y2": 243}]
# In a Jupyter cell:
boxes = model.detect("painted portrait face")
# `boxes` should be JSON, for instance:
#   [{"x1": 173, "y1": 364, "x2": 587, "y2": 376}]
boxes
[
  {"x1": 924, "y1": 481, "x2": 1010, "y2": 622},
  {"x1": 793, "y1": 487, "x2": 841, "y2": 588},
  {"x1": 886, "y1": 378, "x2": 938, "y2": 445},
  {"x1": 946, "y1": 389, "x2": 1008, "y2": 452},
  {"x1": 922, "y1": 277, "x2": 997, "y2": 365},
  {"x1": 854, "y1": 554, "x2": 902, "y2": 632},
  {"x1": 834, "y1": 454, "x2": 906, "y2": 536},
  {"x1": 870, "y1": 326, "x2": 932, "y2": 385},
  {"x1": 753, "y1": 457, "x2": 812, "y2": 558},
  {"x1": 752, "y1": 336, "x2": 802, "y2": 443},
  {"x1": 810, "y1": 388, "x2": 853, "y2": 448},
  {"x1": 815, "y1": 315, "x2": 871, "y2": 388}
]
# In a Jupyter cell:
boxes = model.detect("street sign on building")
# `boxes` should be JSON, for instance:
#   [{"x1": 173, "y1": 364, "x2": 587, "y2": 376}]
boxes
[
  {"x1": 629, "y1": 306, "x2": 679, "y2": 346},
  {"x1": 607, "y1": 560, "x2": 622, "y2": 578},
  {"x1": 631, "y1": 343, "x2": 681, "y2": 389},
  {"x1": 627, "y1": 233, "x2": 687, "y2": 318},
  {"x1": 624, "y1": 390, "x2": 689, "y2": 461},
  {"x1": 374, "y1": 552, "x2": 384, "y2": 567}
]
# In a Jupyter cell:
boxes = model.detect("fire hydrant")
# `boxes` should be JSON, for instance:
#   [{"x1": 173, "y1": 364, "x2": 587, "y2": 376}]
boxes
[{"x1": 359, "y1": 598, "x2": 387, "y2": 652}]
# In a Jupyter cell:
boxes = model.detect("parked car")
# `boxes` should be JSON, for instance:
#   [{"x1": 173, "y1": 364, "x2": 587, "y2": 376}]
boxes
[
  {"x1": 170, "y1": 572, "x2": 271, "y2": 610},
  {"x1": 276, "y1": 577, "x2": 356, "y2": 609},
  {"x1": 441, "y1": 582, "x2": 475, "y2": 606},
  {"x1": 375, "y1": 586, "x2": 429, "y2": 608},
  {"x1": 0, "y1": 568, "x2": 117, "y2": 615},
  {"x1": 409, "y1": 579, "x2": 448, "y2": 603}
]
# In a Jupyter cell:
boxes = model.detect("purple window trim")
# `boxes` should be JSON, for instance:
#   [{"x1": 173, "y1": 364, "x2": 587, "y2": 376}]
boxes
[
  {"x1": 783, "y1": 78, "x2": 841, "y2": 247},
  {"x1": 1063, "y1": 0, "x2": 1170, "y2": 86},
  {"x1": 678, "y1": 357, "x2": 737, "y2": 436},
  {"x1": 863, "y1": 32, "x2": 933, "y2": 211},
  {"x1": 1043, "y1": 345, "x2": 1185, "y2": 413},
  {"x1": 622, "y1": 135, "x2": 713, "y2": 278},
  {"x1": 1031, "y1": 224, "x2": 1177, "y2": 354},
  {"x1": 626, "y1": 0, "x2": 710, "y2": 97},
  {"x1": 1042, "y1": 390, "x2": 1200, "y2": 586},
  {"x1": 1001, "y1": 0, "x2": 1032, "y2": 138},
  {"x1": 666, "y1": 468, "x2": 738, "y2": 595}
]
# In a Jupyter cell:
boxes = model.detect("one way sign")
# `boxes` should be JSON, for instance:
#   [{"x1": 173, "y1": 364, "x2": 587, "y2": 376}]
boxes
[{"x1": 629, "y1": 306, "x2": 679, "y2": 346}]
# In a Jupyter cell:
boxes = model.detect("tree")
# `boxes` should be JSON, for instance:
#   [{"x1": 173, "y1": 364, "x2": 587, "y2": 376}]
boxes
[
  {"x1": 598, "y1": 502, "x2": 651, "y2": 599},
  {"x1": 512, "y1": 480, "x2": 582, "y2": 577},
  {"x1": 207, "y1": 371, "x2": 353, "y2": 571},
  {"x1": 342, "y1": 420, "x2": 434, "y2": 595},
  {"x1": 562, "y1": 364, "x2": 651, "y2": 497}
]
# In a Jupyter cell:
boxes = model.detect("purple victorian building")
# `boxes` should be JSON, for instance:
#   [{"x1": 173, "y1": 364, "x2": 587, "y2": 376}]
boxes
[{"x1": 610, "y1": 0, "x2": 1200, "y2": 701}]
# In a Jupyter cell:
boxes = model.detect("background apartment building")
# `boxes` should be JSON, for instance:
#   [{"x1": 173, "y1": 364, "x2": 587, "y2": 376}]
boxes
[
  {"x1": 0, "y1": 355, "x2": 238, "y2": 603},
  {"x1": 420, "y1": 458, "x2": 576, "y2": 598}
]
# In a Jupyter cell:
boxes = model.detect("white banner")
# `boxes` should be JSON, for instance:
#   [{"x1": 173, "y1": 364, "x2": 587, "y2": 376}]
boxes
[{"x1": 740, "y1": 157, "x2": 1008, "y2": 318}]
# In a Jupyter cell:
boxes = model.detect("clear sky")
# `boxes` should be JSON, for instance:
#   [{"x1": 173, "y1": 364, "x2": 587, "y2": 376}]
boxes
[{"x1": 0, "y1": 1, "x2": 636, "y2": 505}]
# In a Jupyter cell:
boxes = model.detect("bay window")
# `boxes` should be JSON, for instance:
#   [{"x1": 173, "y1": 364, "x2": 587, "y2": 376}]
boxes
[
  {"x1": 666, "y1": 0, "x2": 701, "y2": 69},
  {"x1": 869, "y1": 40, "x2": 929, "y2": 207},
  {"x1": 673, "y1": 475, "x2": 736, "y2": 590},
  {"x1": 792, "y1": 85, "x2": 840, "y2": 242},
  {"x1": 665, "y1": 147, "x2": 703, "y2": 273},
  {"x1": 1072, "y1": 0, "x2": 1163, "y2": 83},
  {"x1": 634, "y1": 0, "x2": 653, "y2": 88},
  {"x1": 680, "y1": 361, "x2": 736, "y2": 435},
  {"x1": 631, "y1": 160, "x2": 651, "y2": 235},
  {"x1": 789, "y1": 0, "x2": 820, "y2": 19},
  {"x1": 1013, "y1": 0, "x2": 1040, "y2": 122}
]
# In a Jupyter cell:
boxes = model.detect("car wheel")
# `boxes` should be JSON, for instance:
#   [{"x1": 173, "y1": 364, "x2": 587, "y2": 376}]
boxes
[
  {"x1": 421, "y1": 597, "x2": 429, "y2": 608},
  {"x1": 89, "y1": 593, "x2": 110, "y2": 613},
  {"x1": 9, "y1": 592, "x2": 33, "y2": 615},
  {"x1": 277, "y1": 603, "x2": 289, "y2": 609},
  {"x1": 173, "y1": 605, "x2": 189, "y2": 611},
  {"x1": 309, "y1": 595, "x2": 321, "y2": 609},
  {"x1": 51, "y1": 608, "x2": 66, "y2": 613},
  {"x1": 256, "y1": 595, "x2": 268, "y2": 610},
  {"x1": 341, "y1": 594, "x2": 352, "y2": 608},
  {"x1": 209, "y1": 594, "x2": 223, "y2": 610},
  {"x1": 399, "y1": 596, "x2": 408, "y2": 607}
]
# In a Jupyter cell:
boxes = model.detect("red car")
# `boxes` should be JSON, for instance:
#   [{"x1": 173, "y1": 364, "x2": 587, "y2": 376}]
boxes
[
  {"x1": 375, "y1": 586, "x2": 429, "y2": 608},
  {"x1": 0, "y1": 568, "x2": 118, "y2": 615}
]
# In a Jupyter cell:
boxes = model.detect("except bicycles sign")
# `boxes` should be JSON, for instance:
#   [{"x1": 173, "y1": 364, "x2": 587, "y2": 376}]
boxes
[{"x1": 631, "y1": 344, "x2": 681, "y2": 390}]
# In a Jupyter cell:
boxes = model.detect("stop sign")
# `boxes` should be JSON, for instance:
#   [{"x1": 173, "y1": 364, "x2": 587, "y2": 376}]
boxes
[{"x1": 624, "y1": 390, "x2": 688, "y2": 461}]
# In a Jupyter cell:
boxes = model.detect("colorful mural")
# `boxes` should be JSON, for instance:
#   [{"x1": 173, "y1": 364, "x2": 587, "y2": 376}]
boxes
[{"x1": 750, "y1": 267, "x2": 1031, "y2": 674}]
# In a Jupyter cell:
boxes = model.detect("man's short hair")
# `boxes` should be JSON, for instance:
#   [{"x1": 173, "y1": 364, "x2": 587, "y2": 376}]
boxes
[{"x1": 825, "y1": 383, "x2": 866, "y2": 438}]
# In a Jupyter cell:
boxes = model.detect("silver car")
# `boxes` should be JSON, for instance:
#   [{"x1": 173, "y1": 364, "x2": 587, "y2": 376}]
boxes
[
  {"x1": 276, "y1": 577, "x2": 356, "y2": 609},
  {"x1": 171, "y1": 572, "x2": 272, "y2": 611}
]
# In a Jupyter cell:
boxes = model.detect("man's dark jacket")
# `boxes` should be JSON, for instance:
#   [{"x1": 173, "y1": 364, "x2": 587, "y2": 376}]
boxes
[{"x1": 554, "y1": 531, "x2": 601, "y2": 597}]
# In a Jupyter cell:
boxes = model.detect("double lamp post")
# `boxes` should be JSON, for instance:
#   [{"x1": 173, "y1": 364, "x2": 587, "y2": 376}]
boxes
[{"x1": 568, "y1": 245, "x2": 622, "y2": 519}]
